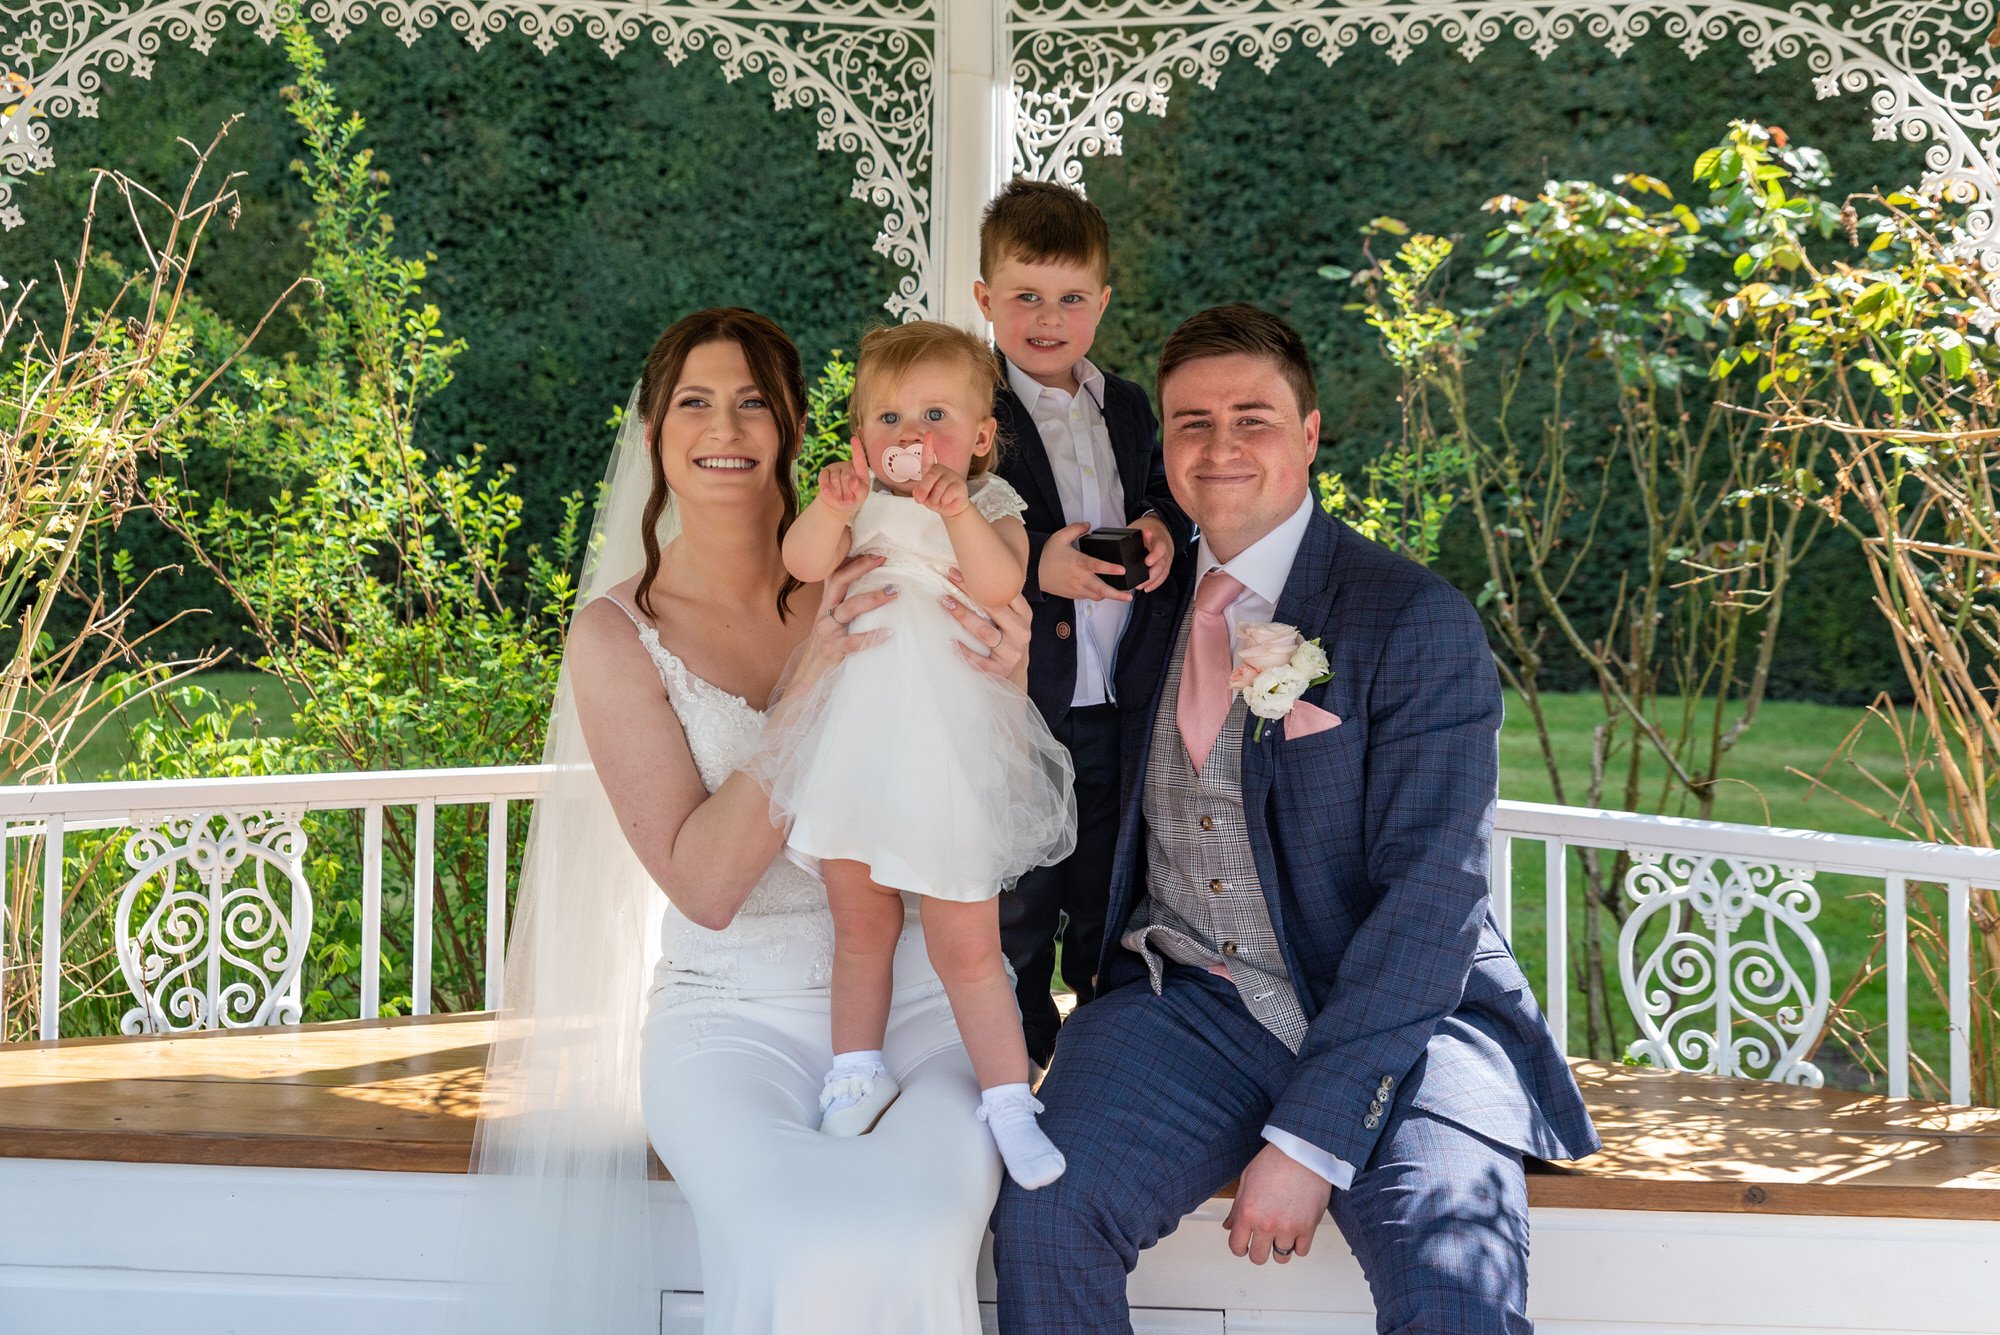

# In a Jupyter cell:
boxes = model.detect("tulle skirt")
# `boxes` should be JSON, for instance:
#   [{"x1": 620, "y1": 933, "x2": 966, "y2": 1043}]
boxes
[{"x1": 747, "y1": 557, "x2": 1076, "y2": 902}]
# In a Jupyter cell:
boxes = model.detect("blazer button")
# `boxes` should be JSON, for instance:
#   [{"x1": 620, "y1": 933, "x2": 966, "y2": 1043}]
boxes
[
  {"x1": 1365, "y1": 1114, "x2": 1380, "y2": 1130},
  {"x1": 1221, "y1": 941, "x2": 1239, "y2": 957},
  {"x1": 1199, "y1": 815, "x2": 1215, "y2": 832},
  {"x1": 1208, "y1": 879, "x2": 1225, "y2": 896},
  {"x1": 1055, "y1": 620, "x2": 1072, "y2": 640}
]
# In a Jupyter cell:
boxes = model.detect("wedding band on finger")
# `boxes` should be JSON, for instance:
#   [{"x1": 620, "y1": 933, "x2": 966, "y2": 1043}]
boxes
[{"x1": 1272, "y1": 1243, "x2": 1294, "y2": 1257}]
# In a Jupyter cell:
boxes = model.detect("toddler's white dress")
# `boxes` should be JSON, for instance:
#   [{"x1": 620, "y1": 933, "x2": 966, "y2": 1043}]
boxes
[{"x1": 750, "y1": 475, "x2": 1077, "y2": 900}]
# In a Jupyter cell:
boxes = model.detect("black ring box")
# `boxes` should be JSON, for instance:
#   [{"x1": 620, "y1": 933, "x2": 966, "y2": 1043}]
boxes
[{"x1": 1077, "y1": 526, "x2": 1148, "y2": 592}]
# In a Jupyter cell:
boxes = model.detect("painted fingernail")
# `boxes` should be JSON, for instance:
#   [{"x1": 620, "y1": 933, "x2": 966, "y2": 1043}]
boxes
[
  {"x1": 941, "y1": 596, "x2": 959, "y2": 610},
  {"x1": 883, "y1": 585, "x2": 899, "y2": 595}
]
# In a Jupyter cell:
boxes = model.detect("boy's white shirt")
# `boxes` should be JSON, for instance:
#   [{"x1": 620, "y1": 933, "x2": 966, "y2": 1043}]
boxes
[{"x1": 1006, "y1": 356, "x2": 1130, "y2": 707}]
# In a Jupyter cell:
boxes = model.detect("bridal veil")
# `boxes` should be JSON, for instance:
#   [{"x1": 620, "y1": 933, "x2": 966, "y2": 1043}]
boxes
[{"x1": 451, "y1": 385, "x2": 674, "y2": 1332}]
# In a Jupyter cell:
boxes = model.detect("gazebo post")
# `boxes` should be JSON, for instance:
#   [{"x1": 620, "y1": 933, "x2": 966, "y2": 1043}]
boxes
[{"x1": 934, "y1": 0, "x2": 1009, "y2": 325}]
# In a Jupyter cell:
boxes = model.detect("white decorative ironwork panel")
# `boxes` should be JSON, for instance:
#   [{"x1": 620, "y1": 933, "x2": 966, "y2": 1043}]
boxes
[
  {"x1": 0, "y1": 0, "x2": 937, "y2": 316},
  {"x1": 1007, "y1": 0, "x2": 2000, "y2": 265},
  {"x1": 1617, "y1": 848, "x2": 1829, "y2": 1085},
  {"x1": 114, "y1": 808, "x2": 314, "y2": 1032}
]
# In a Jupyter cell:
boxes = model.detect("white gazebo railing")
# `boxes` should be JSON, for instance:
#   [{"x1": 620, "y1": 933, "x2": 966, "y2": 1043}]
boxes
[
  {"x1": 0, "y1": 766, "x2": 546, "y2": 1040},
  {"x1": 3, "y1": 767, "x2": 1995, "y2": 1105},
  {"x1": 1491, "y1": 801, "x2": 2000, "y2": 1105}
]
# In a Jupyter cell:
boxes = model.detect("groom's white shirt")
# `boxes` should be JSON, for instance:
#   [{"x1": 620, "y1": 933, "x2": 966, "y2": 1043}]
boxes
[{"x1": 1187, "y1": 493, "x2": 1355, "y2": 1192}]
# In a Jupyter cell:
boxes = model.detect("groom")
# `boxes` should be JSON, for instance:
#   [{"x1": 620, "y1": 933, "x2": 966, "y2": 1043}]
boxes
[{"x1": 991, "y1": 304, "x2": 1599, "y2": 1333}]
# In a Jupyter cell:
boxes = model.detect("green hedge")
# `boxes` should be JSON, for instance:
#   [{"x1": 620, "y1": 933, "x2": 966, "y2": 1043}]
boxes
[{"x1": 8, "y1": 22, "x2": 1914, "y2": 699}]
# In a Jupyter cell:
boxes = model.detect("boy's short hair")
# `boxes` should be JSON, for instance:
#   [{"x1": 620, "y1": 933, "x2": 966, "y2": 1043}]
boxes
[
  {"x1": 1157, "y1": 303, "x2": 1318, "y2": 418},
  {"x1": 979, "y1": 178, "x2": 1111, "y2": 285},
  {"x1": 852, "y1": 321, "x2": 1004, "y2": 478}
]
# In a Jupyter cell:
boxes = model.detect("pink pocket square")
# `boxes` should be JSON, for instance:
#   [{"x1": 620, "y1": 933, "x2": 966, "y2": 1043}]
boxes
[{"x1": 1284, "y1": 699, "x2": 1341, "y2": 739}]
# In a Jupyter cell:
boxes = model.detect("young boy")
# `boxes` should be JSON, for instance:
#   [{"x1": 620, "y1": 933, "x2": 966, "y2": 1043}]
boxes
[{"x1": 975, "y1": 178, "x2": 1188, "y2": 1068}]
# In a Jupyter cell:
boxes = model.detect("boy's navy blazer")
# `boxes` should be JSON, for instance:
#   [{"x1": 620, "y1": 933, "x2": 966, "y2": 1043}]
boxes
[
  {"x1": 992, "y1": 356, "x2": 1190, "y2": 727},
  {"x1": 1101, "y1": 504, "x2": 1600, "y2": 1172}
]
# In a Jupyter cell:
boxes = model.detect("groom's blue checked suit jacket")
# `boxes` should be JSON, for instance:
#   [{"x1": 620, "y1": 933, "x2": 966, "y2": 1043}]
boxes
[{"x1": 1099, "y1": 504, "x2": 1600, "y2": 1173}]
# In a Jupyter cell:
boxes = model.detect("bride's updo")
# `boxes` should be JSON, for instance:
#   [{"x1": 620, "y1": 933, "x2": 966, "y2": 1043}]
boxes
[{"x1": 635, "y1": 307, "x2": 809, "y2": 618}]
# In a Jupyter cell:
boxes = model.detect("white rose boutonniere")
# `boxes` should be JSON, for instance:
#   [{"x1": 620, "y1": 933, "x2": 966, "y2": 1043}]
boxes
[{"x1": 1229, "y1": 622, "x2": 1334, "y2": 742}]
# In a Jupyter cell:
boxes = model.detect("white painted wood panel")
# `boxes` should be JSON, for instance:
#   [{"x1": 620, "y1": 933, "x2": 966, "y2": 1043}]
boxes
[{"x1": 3, "y1": 1159, "x2": 1994, "y2": 1334}]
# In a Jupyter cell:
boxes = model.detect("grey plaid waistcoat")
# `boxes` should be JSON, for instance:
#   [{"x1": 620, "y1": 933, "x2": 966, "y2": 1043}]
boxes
[{"x1": 1121, "y1": 594, "x2": 1309, "y2": 1051}]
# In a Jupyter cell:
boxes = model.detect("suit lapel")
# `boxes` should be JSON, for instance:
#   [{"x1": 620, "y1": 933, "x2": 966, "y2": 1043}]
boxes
[
  {"x1": 996, "y1": 354, "x2": 1064, "y2": 516},
  {"x1": 1238, "y1": 508, "x2": 1343, "y2": 811},
  {"x1": 1107, "y1": 545, "x2": 1197, "y2": 938},
  {"x1": 1239, "y1": 509, "x2": 1344, "y2": 976}
]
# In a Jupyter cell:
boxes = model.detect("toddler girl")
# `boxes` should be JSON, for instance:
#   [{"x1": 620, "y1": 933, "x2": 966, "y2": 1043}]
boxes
[{"x1": 749, "y1": 322, "x2": 1075, "y2": 1189}]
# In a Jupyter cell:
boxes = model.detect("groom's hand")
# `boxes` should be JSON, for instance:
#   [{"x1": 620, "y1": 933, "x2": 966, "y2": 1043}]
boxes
[{"x1": 1224, "y1": 1144, "x2": 1332, "y2": 1265}]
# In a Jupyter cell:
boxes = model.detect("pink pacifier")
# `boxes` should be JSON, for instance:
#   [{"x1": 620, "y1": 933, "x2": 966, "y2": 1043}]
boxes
[{"x1": 880, "y1": 440, "x2": 926, "y2": 484}]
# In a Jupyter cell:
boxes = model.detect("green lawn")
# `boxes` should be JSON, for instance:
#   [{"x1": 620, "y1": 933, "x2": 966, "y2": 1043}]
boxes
[{"x1": 60, "y1": 671, "x2": 297, "y2": 783}]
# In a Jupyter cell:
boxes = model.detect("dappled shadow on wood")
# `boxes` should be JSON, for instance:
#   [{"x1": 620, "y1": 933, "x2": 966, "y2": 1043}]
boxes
[
  {"x1": 1525, "y1": 1060, "x2": 2000, "y2": 1218},
  {"x1": 3, "y1": 1021, "x2": 1996, "y2": 1216}
]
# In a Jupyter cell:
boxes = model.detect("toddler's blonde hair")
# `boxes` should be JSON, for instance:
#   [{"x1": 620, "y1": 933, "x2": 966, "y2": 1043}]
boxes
[{"x1": 851, "y1": 322, "x2": 1003, "y2": 479}]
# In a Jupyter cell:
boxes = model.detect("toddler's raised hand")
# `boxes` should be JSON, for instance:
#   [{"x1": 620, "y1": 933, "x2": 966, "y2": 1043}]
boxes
[
  {"x1": 912, "y1": 434, "x2": 970, "y2": 519},
  {"x1": 818, "y1": 451, "x2": 871, "y2": 518}
]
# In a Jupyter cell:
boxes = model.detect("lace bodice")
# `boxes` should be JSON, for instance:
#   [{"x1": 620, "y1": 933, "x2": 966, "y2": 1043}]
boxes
[{"x1": 607, "y1": 601, "x2": 828, "y2": 924}]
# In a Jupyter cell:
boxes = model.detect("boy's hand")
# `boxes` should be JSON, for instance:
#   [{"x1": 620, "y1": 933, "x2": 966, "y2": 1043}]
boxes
[
  {"x1": 818, "y1": 452, "x2": 870, "y2": 518},
  {"x1": 912, "y1": 435, "x2": 970, "y2": 519},
  {"x1": 1132, "y1": 512, "x2": 1174, "y2": 592},
  {"x1": 1039, "y1": 522, "x2": 1132, "y2": 604}
]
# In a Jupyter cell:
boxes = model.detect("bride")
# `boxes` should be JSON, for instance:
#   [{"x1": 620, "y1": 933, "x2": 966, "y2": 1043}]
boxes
[{"x1": 453, "y1": 308, "x2": 1030, "y2": 1333}]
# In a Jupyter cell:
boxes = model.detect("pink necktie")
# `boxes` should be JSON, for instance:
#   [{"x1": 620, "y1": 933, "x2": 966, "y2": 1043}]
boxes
[{"x1": 1176, "y1": 569, "x2": 1244, "y2": 774}]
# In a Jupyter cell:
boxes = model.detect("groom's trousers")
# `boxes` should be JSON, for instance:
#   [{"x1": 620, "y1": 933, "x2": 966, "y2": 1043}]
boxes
[{"x1": 992, "y1": 965, "x2": 1532, "y2": 1335}]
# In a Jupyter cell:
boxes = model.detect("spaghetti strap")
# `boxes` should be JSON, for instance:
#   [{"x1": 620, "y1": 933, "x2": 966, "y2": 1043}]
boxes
[{"x1": 599, "y1": 594, "x2": 647, "y2": 634}]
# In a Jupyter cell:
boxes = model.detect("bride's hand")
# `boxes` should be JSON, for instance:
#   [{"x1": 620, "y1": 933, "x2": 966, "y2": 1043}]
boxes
[
  {"x1": 779, "y1": 554, "x2": 895, "y2": 705},
  {"x1": 942, "y1": 567, "x2": 1031, "y2": 691}
]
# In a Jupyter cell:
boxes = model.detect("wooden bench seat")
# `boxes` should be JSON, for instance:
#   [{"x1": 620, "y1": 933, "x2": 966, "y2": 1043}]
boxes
[{"x1": 5, "y1": 1013, "x2": 1998, "y2": 1222}]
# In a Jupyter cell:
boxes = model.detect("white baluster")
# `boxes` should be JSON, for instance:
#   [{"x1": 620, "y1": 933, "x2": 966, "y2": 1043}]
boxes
[
  {"x1": 40, "y1": 815, "x2": 64, "y2": 1041},
  {"x1": 413, "y1": 799, "x2": 435, "y2": 1016},
  {"x1": 1489, "y1": 833, "x2": 1512, "y2": 944},
  {"x1": 1949, "y1": 879, "x2": 1970, "y2": 1106},
  {"x1": 1886, "y1": 875, "x2": 1909, "y2": 1100},
  {"x1": 485, "y1": 798, "x2": 507, "y2": 1012},
  {"x1": 361, "y1": 804, "x2": 384, "y2": 1020},
  {"x1": 0, "y1": 822, "x2": 9, "y2": 1029},
  {"x1": 1545, "y1": 838, "x2": 1567, "y2": 1053}
]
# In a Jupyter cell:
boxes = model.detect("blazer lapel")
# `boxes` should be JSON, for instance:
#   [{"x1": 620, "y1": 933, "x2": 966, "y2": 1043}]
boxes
[
  {"x1": 1239, "y1": 509, "x2": 1344, "y2": 974},
  {"x1": 996, "y1": 354, "x2": 1064, "y2": 516},
  {"x1": 1107, "y1": 548, "x2": 1196, "y2": 935}
]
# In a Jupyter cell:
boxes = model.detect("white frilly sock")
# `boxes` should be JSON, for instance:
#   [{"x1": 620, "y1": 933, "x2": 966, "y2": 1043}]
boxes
[
  {"x1": 820, "y1": 1049, "x2": 886, "y2": 1115},
  {"x1": 978, "y1": 1082, "x2": 1067, "y2": 1190}
]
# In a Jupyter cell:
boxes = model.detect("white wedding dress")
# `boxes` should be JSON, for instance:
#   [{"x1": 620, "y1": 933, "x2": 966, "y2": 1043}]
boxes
[
  {"x1": 746, "y1": 477, "x2": 1075, "y2": 901},
  {"x1": 610, "y1": 598, "x2": 1000, "y2": 1334}
]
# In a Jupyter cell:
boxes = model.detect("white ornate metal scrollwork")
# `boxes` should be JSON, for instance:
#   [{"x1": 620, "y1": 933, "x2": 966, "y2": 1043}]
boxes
[
  {"x1": 1008, "y1": 0, "x2": 2000, "y2": 264},
  {"x1": 114, "y1": 808, "x2": 314, "y2": 1033},
  {"x1": 1617, "y1": 848, "x2": 1829, "y2": 1085},
  {"x1": 0, "y1": 0, "x2": 936, "y2": 316}
]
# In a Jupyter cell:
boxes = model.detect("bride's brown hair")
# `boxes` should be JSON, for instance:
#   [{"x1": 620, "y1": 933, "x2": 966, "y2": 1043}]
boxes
[{"x1": 635, "y1": 308, "x2": 807, "y2": 620}]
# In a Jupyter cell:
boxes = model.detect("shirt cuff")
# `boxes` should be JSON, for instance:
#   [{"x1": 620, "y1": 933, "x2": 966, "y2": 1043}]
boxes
[{"x1": 1260, "y1": 1125, "x2": 1356, "y2": 1192}]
